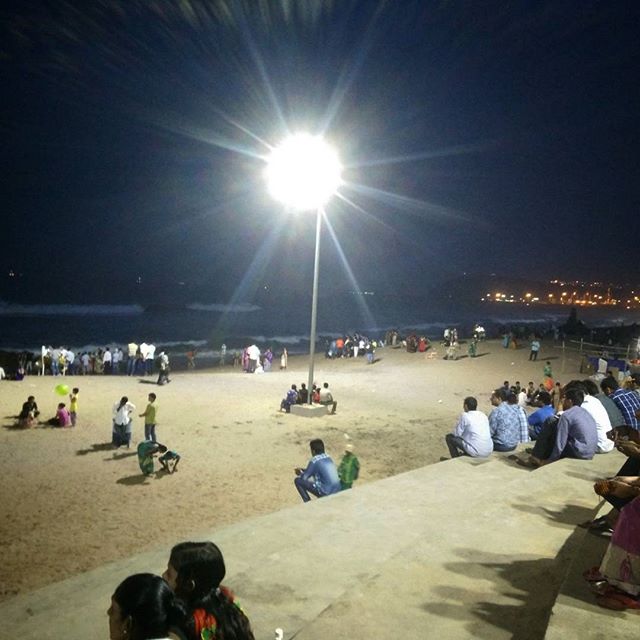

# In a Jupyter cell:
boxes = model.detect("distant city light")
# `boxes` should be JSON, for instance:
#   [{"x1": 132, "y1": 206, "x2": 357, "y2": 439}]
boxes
[{"x1": 265, "y1": 133, "x2": 342, "y2": 211}]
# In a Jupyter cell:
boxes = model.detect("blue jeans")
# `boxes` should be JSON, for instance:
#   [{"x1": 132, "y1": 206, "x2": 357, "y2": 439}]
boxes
[
  {"x1": 145, "y1": 424, "x2": 156, "y2": 442},
  {"x1": 294, "y1": 476, "x2": 321, "y2": 502},
  {"x1": 445, "y1": 433, "x2": 467, "y2": 458},
  {"x1": 493, "y1": 442, "x2": 516, "y2": 452},
  {"x1": 126, "y1": 358, "x2": 136, "y2": 376}
]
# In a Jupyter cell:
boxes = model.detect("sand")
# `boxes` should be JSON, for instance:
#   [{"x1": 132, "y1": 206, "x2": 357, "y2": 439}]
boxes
[{"x1": 0, "y1": 340, "x2": 581, "y2": 601}]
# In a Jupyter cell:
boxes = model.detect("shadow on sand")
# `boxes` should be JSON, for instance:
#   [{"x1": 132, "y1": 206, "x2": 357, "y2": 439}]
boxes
[{"x1": 76, "y1": 442, "x2": 114, "y2": 455}]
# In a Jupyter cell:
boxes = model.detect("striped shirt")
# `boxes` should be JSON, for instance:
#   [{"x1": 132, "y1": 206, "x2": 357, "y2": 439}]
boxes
[{"x1": 610, "y1": 388, "x2": 640, "y2": 429}]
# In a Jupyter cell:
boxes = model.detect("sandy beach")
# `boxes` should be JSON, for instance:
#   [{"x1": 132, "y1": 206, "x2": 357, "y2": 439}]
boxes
[{"x1": 0, "y1": 339, "x2": 581, "y2": 601}]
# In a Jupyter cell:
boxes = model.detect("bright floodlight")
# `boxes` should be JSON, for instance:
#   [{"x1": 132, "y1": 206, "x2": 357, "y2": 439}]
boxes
[{"x1": 266, "y1": 133, "x2": 342, "y2": 211}]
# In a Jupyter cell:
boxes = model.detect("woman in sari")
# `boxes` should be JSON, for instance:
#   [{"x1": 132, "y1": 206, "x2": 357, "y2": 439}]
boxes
[{"x1": 588, "y1": 478, "x2": 640, "y2": 610}]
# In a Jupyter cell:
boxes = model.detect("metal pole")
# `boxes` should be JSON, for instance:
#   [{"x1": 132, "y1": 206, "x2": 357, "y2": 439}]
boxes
[{"x1": 307, "y1": 207, "x2": 322, "y2": 404}]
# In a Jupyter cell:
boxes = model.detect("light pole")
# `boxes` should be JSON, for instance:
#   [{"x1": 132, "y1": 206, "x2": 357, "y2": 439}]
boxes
[{"x1": 265, "y1": 133, "x2": 342, "y2": 403}]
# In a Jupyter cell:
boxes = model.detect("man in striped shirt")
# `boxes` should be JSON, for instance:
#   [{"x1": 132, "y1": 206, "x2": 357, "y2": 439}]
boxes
[{"x1": 600, "y1": 377, "x2": 640, "y2": 436}]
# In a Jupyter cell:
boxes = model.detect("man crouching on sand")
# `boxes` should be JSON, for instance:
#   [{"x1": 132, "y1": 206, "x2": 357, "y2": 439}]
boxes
[{"x1": 294, "y1": 439, "x2": 341, "y2": 502}]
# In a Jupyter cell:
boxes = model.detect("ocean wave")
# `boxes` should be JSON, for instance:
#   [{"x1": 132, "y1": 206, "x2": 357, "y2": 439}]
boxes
[
  {"x1": 0, "y1": 302, "x2": 145, "y2": 316},
  {"x1": 186, "y1": 303, "x2": 261, "y2": 313}
]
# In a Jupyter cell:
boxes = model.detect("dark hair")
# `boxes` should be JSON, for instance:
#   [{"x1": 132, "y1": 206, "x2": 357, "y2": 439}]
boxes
[
  {"x1": 118, "y1": 396, "x2": 129, "y2": 409},
  {"x1": 537, "y1": 391, "x2": 552, "y2": 405},
  {"x1": 148, "y1": 393, "x2": 156, "y2": 401},
  {"x1": 464, "y1": 396, "x2": 478, "y2": 411},
  {"x1": 323, "y1": 382, "x2": 329, "y2": 388},
  {"x1": 582, "y1": 379, "x2": 599, "y2": 396},
  {"x1": 563, "y1": 388, "x2": 584, "y2": 407},
  {"x1": 169, "y1": 542, "x2": 254, "y2": 640},
  {"x1": 157, "y1": 444, "x2": 168, "y2": 453},
  {"x1": 601, "y1": 376, "x2": 619, "y2": 392},
  {"x1": 28, "y1": 395, "x2": 35, "y2": 402},
  {"x1": 58, "y1": 402, "x2": 66, "y2": 409},
  {"x1": 112, "y1": 573, "x2": 185, "y2": 640},
  {"x1": 507, "y1": 392, "x2": 518, "y2": 405},
  {"x1": 72, "y1": 388, "x2": 79, "y2": 393},
  {"x1": 310, "y1": 438, "x2": 325, "y2": 455},
  {"x1": 493, "y1": 388, "x2": 507, "y2": 402},
  {"x1": 563, "y1": 380, "x2": 586, "y2": 394}
]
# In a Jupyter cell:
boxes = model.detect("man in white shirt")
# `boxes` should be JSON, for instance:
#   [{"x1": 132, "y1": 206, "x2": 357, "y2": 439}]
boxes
[
  {"x1": 127, "y1": 342, "x2": 138, "y2": 376},
  {"x1": 247, "y1": 344, "x2": 260, "y2": 373},
  {"x1": 145, "y1": 343, "x2": 156, "y2": 375},
  {"x1": 565, "y1": 380, "x2": 614, "y2": 454},
  {"x1": 103, "y1": 348, "x2": 112, "y2": 374},
  {"x1": 112, "y1": 348, "x2": 122, "y2": 374},
  {"x1": 445, "y1": 396, "x2": 493, "y2": 458}
]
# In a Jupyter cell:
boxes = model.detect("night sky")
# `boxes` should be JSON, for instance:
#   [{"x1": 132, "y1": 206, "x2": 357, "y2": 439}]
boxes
[{"x1": 2, "y1": 0, "x2": 639, "y2": 303}]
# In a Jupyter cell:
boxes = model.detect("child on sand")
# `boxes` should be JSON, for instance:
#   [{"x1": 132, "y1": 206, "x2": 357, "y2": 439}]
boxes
[
  {"x1": 69, "y1": 388, "x2": 79, "y2": 426},
  {"x1": 139, "y1": 392, "x2": 158, "y2": 442},
  {"x1": 18, "y1": 396, "x2": 39, "y2": 428},
  {"x1": 338, "y1": 443, "x2": 360, "y2": 490},
  {"x1": 158, "y1": 446, "x2": 181, "y2": 474},
  {"x1": 544, "y1": 361, "x2": 553, "y2": 378},
  {"x1": 48, "y1": 403, "x2": 71, "y2": 427}
]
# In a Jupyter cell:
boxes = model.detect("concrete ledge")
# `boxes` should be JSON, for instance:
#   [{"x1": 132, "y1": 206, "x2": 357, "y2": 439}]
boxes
[
  {"x1": 0, "y1": 451, "x2": 624, "y2": 639},
  {"x1": 290, "y1": 404, "x2": 328, "y2": 417}
]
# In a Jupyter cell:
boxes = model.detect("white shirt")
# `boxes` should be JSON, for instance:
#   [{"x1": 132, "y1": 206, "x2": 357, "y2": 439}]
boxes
[
  {"x1": 0, "y1": 366, "x2": 5, "y2": 380},
  {"x1": 248, "y1": 344, "x2": 260, "y2": 360},
  {"x1": 146, "y1": 344, "x2": 156, "y2": 360},
  {"x1": 453, "y1": 410, "x2": 493, "y2": 457},
  {"x1": 112, "y1": 349, "x2": 121, "y2": 364},
  {"x1": 581, "y1": 395, "x2": 614, "y2": 453},
  {"x1": 128, "y1": 342, "x2": 138, "y2": 357},
  {"x1": 113, "y1": 401, "x2": 135, "y2": 426},
  {"x1": 139, "y1": 342, "x2": 149, "y2": 359},
  {"x1": 103, "y1": 350, "x2": 112, "y2": 363},
  {"x1": 66, "y1": 350, "x2": 75, "y2": 364},
  {"x1": 517, "y1": 391, "x2": 527, "y2": 407}
]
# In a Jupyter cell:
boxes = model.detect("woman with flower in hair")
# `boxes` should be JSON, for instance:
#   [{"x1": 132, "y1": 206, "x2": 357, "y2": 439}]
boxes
[{"x1": 163, "y1": 541, "x2": 255, "y2": 640}]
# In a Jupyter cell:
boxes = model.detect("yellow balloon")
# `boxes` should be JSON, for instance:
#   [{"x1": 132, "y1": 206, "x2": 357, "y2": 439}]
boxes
[{"x1": 55, "y1": 384, "x2": 69, "y2": 396}]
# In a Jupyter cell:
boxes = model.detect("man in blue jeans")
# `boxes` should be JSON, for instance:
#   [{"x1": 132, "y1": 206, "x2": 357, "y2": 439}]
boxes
[{"x1": 294, "y1": 439, "x2": 341, "y2": 502}]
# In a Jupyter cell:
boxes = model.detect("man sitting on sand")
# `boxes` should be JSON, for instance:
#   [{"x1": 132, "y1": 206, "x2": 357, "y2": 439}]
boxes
[
  {"x1": 319, "y1": 382, "x2": 337, "y2": 414},
  {"x1": 488, "y1": 388, "x2": 528, "y2": 452},
  {"x1": 294, "y1": 439, "x2": 341, "y2": 502},
  {"x1": 525, "y1": 387, "x2": 598, "y2": 467},
  {"x1": 445, "y1": 396, "x2": 493, "y2": 459}
]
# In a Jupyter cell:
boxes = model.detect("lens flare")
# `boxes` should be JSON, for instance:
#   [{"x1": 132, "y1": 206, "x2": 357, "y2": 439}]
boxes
[{"x1": 265, "y1": 133, "x2": 342, "y2": 211}]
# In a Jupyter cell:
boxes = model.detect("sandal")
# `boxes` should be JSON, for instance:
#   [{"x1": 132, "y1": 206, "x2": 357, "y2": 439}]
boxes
[
  {"x1": 583, "y1": 566, "x2": 605, "y2": 583},
  {"x1": 596, "y1": 590, "x2": 640, "y2": 611}
]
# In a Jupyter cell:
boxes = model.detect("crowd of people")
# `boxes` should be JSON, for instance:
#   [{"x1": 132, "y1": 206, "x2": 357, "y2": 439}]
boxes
[{"x1": 444, "y1": 361, "x2": 640, "y2": 610}]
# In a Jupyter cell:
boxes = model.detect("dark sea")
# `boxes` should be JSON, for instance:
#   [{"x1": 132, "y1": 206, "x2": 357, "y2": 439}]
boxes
[{"x1": 0, "y1": 294, "x2": 637, "y2": 358}]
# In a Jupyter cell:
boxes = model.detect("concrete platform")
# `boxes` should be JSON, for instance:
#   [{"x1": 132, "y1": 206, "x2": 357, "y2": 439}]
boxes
[
  {"x1": 0, "y1": 450, "x2": 627, "y2": 640},
  {"x1": 289, "y1": 404, "x2": 328, "y2": 417}
]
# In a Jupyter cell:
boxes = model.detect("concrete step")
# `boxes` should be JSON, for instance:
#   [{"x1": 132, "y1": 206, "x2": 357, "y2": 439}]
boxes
[
  {"x1": 0, "y1": 450, "x2": 623, "y2": 640},
  {"x1": 545, "y1": 501, "x2": 639, "y2": 640}
]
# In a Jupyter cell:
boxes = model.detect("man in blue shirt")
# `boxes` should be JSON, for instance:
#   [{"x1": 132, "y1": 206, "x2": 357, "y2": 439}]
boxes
[
  {"x1": 294, "y1": 439, "x2": 341, "y2": 502},
  {"x1": 529, "y1": 387, "x2": 598, "y2": 466},
  {"x1": 489, "y1": 388, "x2": 528, "y2": 451},
  {"x1": 528, "y1": 391, "x2": 556, "y2": 439}
]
